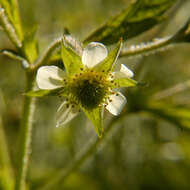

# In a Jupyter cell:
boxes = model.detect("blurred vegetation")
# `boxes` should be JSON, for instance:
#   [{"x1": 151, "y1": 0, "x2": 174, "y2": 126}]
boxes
[{"x1": 1, "y1": 0, "x2": 190, "y2": 190}]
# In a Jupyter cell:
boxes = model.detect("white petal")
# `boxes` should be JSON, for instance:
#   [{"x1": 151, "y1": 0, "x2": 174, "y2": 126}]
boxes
[
  {"x1": 56, "y1": 101, "x2": 79, "y2": 127},
  {"x1": 106, "y1": 92, "x2": 127, "y2": 116},
  {"x1": 120, "y1": 64, "x2": 134, "y2": 77},
  {"x1": 113, "y1": 64, "x2": 134, "y2": 79},
  {"x1": 82, "y1": 42, "x2": 108, "y2": 68},
  {"x1": 36, "y1": 66, "x2": 66, "y2": 90}
]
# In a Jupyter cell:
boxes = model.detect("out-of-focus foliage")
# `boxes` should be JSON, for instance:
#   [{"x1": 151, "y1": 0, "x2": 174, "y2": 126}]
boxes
[
  {"x1": 172, "y1": 18, "x2": 190, "y2": 43},
  {"x1": 1, "y1": 0, "x2": 190, "y2": 190},
  {"x1": 145, "y1": 103, "x2": 190, "y2": 129}
]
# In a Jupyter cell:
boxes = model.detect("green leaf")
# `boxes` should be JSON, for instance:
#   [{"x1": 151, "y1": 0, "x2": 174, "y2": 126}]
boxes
[
  {"x1": 84, "y1": 0, "x2": 176, "y2": 45},
  {"x1": 25, "y1": 87, "x2": 66, "y2": 97},
  {"x1": 95, "y1": 39, "x2": 122, "y2": 73},
  {"x1": 22, "y1": 27, "x2": 39, "y2": 63},
  {"x1": 61, "y1": 39, "x2": 84, "y2": 76},
  {"x1": 0, "y1": 0, "x2": 23, "y2": 41},
  {"x1": 113, "y1": 77, "x2": 138, "y2": 88},
  {"x1": 82, "y1": 107, "x2": 104, "y2": 137}
]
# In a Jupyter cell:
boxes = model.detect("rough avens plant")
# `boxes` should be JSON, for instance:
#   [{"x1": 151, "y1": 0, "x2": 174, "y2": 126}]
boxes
[
  {"x1": 1, "y1": 0, "x2": 190, "y2": 190},
  {"x1": 29, "y1": 38, "x2": 137, "y2": 136}
]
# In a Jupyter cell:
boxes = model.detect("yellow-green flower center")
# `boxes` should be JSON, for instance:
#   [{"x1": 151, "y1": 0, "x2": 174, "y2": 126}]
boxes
[{"x1": 67, "y1": 69, "x2": 112, "y2": 110}]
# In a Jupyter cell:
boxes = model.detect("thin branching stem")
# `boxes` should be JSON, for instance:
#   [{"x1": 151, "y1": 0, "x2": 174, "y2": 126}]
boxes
[
  {"x1": 15, "y1": 72, "x2": 36, "y2": 190},
  {"x1": 38, "y1": 111, "x2": 129, "y2": 190},
  {"x1": 152, "y1": 79, "x2": 190, "y2": 101},
  {"x1": 32, "y1": 37, "x2": 62, "y2": 70}
]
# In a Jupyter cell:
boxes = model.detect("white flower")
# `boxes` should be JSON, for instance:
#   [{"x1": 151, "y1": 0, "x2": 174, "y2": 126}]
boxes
[{"x1": 35, "y1": 38, "x2": 136, "y2": 136}]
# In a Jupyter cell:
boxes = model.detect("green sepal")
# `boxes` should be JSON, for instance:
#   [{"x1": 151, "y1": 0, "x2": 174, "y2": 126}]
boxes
[
  {"x1": 95, "y1": 39, "x2": 122, "y2": 73},
  {"x1": 25, "y1": 87, "x2": 66, "y2": 97},
  {"x1": 61, "y1": 38, "x2": 84, "y2": 76},
  {"x1": 113, "y1": 77, "x2": 138, "y2": 88},
  {"x1": 82, "y1": 107, "x2": 104, "y2": 137}
]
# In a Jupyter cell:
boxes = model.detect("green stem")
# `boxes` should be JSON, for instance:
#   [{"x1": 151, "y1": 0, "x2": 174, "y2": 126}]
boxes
[
  {"x1": 15, "y1": 72, "x2": 36, "y2": 190},
  {"x1": 39, "y1": 111, "x2": 129, "y2": 190},
  {"x1": 120, "y1": 36, "x2": 174, "y2": 58}
]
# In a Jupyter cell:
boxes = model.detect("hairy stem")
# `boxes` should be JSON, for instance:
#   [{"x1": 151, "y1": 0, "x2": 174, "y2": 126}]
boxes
[
  {"x1": 120, "y1": 36, "x2": 174, "y2": 58},
  {"x1": 0, "y1": 6, "x2": 22, "y2": 48},
  {"x1": 15, "y1": 72, "x2": 36, "y2": 190}
]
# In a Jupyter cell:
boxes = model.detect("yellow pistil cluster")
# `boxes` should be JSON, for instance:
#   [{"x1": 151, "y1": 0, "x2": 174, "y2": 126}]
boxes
[{"x1": 63, "y1": 68, "x2": 118, "y2": 110}]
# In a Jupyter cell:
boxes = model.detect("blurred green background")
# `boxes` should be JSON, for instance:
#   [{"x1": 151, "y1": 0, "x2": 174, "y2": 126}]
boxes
[{"x1": 1, "y1": 0, "x2": 190, "y2": 190}]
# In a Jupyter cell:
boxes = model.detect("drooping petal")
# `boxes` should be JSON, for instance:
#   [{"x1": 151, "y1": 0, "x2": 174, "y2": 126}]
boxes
[
  {"x1": 106, "y1": 92, "x2": 127, "y2": 116},
  {"x1": 56, "y1": 101, "x2": 79, "y2": 127},
  {"x1": 36, "y1": 66, "x2": 66, "y2": 90},
  {"x1": 82, "y1": 42, "x2": 108, "y2": 68},
  {"x1": 113, "y1": 64, "x2": 134, "y2": 79},
  {"x1": 64, "y1": 35, "x2": 83, "y2": 56}
]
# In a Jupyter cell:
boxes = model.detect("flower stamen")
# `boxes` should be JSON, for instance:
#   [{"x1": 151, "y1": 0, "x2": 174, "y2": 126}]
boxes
[{"x1": 64, "y1": 68, "x2": 114, "y2": 110}]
